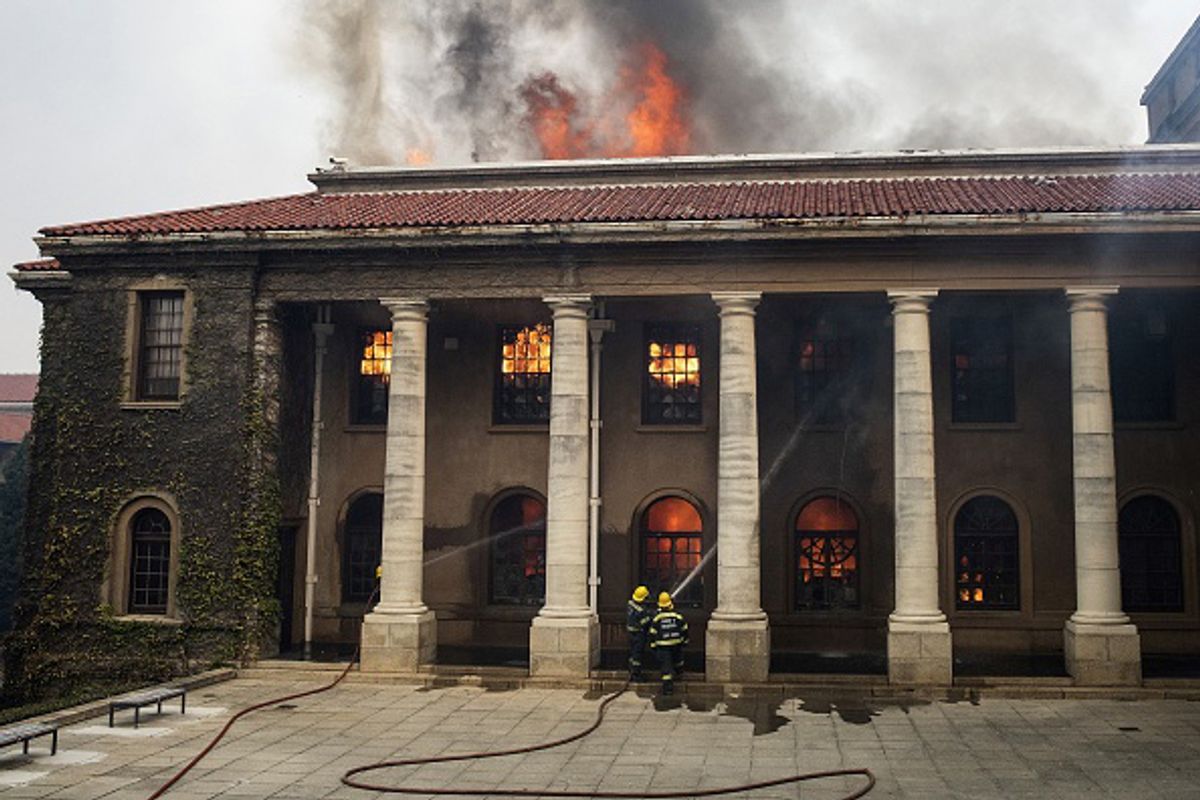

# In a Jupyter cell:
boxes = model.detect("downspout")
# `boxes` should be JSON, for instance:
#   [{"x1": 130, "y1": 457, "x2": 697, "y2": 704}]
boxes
[
  {"x1": 304, "y1": 305, "x2": 334, "y2": 657},
  {"x1": 587, "y1": 308, "x2": 614, "y2": 614}
]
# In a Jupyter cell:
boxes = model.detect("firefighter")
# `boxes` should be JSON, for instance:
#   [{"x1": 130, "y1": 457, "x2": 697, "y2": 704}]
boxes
[
  {"x1": 626, "y1": 585, "x2": 653, "y2": 681},
  {"x1": 648, "y1": 591, "x2": 688, "y2": 695}
]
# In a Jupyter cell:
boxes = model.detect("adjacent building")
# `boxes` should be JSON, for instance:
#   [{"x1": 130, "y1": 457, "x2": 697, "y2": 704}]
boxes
[
  {"x1": 0, "y1": 374, "x2": 36, "y2": 483},
  {"x1": 9, "y1": 146, "x2": 1200, "y2": 688}
]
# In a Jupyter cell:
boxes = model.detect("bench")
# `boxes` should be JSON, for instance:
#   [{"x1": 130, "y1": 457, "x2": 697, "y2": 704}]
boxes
[
  {"x1": 108, "y1": 687, "x2": 186, "y2": 729},
  {"x1": 0, "y1": 722, "x2": 58, "y2": 756}
]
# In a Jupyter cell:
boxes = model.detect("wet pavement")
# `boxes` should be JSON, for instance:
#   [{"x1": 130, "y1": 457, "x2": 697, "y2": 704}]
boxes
[{"x1": 2, "y1": 673, "x2": 1199, "y2": 799}]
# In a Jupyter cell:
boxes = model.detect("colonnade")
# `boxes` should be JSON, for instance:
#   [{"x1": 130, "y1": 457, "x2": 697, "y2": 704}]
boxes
[{"x1": 358, "y1": 287, "x2": 1141, "y2": 685}]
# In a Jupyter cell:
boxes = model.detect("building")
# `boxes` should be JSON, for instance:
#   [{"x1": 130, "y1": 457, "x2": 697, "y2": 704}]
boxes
[
  {"x1": 0, "y1": 374, "x2": 36, "y2": 483},
  {"x1": 1144, "y1": 15, "x2": 1200, "y2": 142},
  {"x1": 8, "y1": 146, "x2": 1200, "y2": 691}
]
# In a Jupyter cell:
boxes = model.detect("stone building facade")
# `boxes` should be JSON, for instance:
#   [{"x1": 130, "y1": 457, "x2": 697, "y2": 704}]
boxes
[{"x1": 10, "y1": 147, "x2": 1200, "y2": 687}]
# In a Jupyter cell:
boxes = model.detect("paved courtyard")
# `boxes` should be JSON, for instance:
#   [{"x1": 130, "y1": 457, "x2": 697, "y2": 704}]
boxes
[{"x1": 1, "y1": 674, "x2": 1199, "y2": 799}]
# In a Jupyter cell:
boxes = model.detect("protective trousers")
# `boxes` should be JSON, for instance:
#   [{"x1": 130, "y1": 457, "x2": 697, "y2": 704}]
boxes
[
  {"x1": 628, "y1": 630, "x2": 647, "y2": 678},
  {"x1": 656, "y1": 644, "x2": 685, "y2": 693}
]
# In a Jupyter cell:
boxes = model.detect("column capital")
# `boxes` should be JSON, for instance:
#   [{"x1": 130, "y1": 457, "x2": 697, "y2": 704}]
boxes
[
  {"x1": 543, "y1": 294, "x2": 592, "y2": 315},
  {"x1": 381, "y1": 297, "x2": 429, "y2": 321},
  {"x1": 711, "y1": 291, "x2": 761, "y2": 316},
  {"x1": 1065, "y1": 286, "x2": 1119, "y2": 313},
  {"x1": 887, "y1": 288, "x2": 939, "y2": 314}
]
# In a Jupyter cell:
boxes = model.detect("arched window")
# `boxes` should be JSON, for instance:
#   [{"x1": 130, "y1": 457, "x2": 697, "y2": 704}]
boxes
[
  {"x1": 954, "y1": 496, "x2": 1019, "y2": 610},
  {"x1": 343, "y1": 493, "x2": 383, "y2": 603},
  {"x1": 640, "y1": 497, "x2": 704, "y2": 607},
  {"x1": 129, "y1": 508, "x2": 171, "y2": 614},
  {"x1": 490, "y1": 493, "x2": 546, "y2": 605},
  {"x1": 1119, "y1": 495, "x2": 1183, "y2": 612},
  {"x1": 795, "y1": 497, "x2": 859, "y2": 610}
]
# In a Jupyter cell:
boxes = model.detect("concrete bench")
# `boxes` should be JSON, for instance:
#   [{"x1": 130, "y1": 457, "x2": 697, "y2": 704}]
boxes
[
  {"x1": 108, "y1": 687, "x2": 186, "y2": 729},
  {"x1": 0, "y1": 722, "x2": 58, "y2": 755}
]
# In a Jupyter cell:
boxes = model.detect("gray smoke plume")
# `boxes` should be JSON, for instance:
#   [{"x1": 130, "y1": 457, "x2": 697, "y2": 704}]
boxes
[{"x1": 294, "y1": 0, "x2": 1148, "y2": 166}]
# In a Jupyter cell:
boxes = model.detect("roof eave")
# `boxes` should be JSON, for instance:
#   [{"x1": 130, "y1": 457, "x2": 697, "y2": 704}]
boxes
[{"x1": 10, "y1": 269, "x2": 72, "y2": 293}]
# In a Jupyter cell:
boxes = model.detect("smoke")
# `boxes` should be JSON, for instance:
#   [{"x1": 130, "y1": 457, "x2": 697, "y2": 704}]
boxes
[{"x1": 294, "y1": 0, "x2": 1156, "y2": 166}]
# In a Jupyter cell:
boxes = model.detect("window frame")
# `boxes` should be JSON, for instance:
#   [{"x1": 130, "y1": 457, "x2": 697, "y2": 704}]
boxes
[
  {"x1": 123, "y1": 283, "x2": 192, "y2": 407},
  {"x1": 792, "y1": 495, "x2": 862, "y2": 613},
  {"x1": 642, "y1": 323, "x2": 703, "y2": 426},
  {"x1": 952, "y1": 494, "x2": 1021, "y2": 612},
  {"x1": 493, "y1": 322, "x2": 553, "y2": 426},
  {"x1": 487, "y1": 490, "x2": 547, "y2": 607},
  {"x1": 793, "y1": 317, "x2": 856, "y2": 426},
  {"x1": 637, "y1": 494, "x2": 707, "y2": 609},
  {"x1": 106, "y1": 495, "x2": 181, "y2": 620},
  {"x1": 949, "y1": 314, "x2": 1016, "y2": 424},
  {"x1": 1109, "y1": 306, "x2": 1175, "y2": 424},
  {"x1": 128, "y1": 507, "x2": 172, "y2": 614},
  {"x1": 351, "y1": 328, "x2": 392, "y2": 427},
  {"x1": 341, "y1": 491, "x2": 384, "y2": 605},
  {"x1": 1118, "y1": 493, "x2": 1185, "y2": 613}
]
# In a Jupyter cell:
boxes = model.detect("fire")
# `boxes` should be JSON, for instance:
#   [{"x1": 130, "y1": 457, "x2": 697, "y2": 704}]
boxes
[
  {"x1": 405, "y1": 147, "x2": 433, "y2": 165},
  {"x1": 521, "y1": 41, "x2": 691, "y2": 160}
]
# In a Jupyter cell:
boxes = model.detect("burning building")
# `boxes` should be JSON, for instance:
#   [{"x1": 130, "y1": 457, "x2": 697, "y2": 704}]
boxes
[{"x1": 8, "y1": 145, "x2": 1200, "y2": 693}]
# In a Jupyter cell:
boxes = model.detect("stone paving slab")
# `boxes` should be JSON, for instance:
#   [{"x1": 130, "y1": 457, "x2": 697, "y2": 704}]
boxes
[{"x1": 0, "y1": 675, "x2": 1198, "y2": 799}]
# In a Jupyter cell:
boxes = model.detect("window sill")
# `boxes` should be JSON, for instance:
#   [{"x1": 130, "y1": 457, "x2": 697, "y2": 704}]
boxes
[
  {"x1": 120, "y1": 401, "x2": 183, "y2": 411},
  {"x1": 1115, "y1": 420, "x2": 1185, "y2": 431},
  {"x1": 946, "y1": 422, "x2": 1022, "y2": 432},
  {"x1": 344, "y1": 424, "x2": 386, "y2": 434},
  {"x1": 113, "y1": 614, "x2": 182, "y2": 626},
  {"x1": 488, "y1": 424, "x2": 549, "y2": 434},
  {"x1": 635, "y1": 424, "x2": 708, "y2": 433}
]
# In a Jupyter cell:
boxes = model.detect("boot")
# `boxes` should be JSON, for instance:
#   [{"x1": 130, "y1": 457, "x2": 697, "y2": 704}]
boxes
[{"x1": 662, "y1": 680, "x2": 674, "y2": 696}]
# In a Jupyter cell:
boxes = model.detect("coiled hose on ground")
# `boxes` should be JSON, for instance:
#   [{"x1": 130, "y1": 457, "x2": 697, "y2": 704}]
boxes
[{"x1": 148, "y1": 586, "x2": 875, "y2": 799}]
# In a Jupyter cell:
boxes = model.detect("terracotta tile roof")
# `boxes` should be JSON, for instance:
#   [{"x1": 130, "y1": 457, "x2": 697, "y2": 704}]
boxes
[
  {"x1": 37, "y1": 173, "x2": 1200, "y2": 237},
  {"x1": 0, "y1": 413, "x2": 31, "y2": 444},
  {"x1": 0, "y1": 375, "x2": 37, "y2": 403},
  {"x1": 12, "y1": 258, "x2": 61, "y2": 272}
]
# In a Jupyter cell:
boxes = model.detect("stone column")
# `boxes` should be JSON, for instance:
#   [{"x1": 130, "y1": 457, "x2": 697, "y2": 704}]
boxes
[
  {"x1": 361, "y1": 298, "x2": 437, "y2": 672},
  {"x1": 530, "y1": 295, "x2": 599, "y2": 676},
  {"x1": 1063, "y1": 287, "x2": 1141, "y2": 685},
  {"x1": 248, "y1": 297, "x2": 283, "y2": 660},
  {"x1": 886, "y1": 289, "x2": 951, "y2": 685},
  {"x1": 706, "y1": 292, "x2": 770, "y2": 683}
]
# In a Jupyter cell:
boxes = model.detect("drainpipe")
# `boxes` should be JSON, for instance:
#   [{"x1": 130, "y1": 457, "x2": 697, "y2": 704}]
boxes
[
  {"x1": 304, "y1": 305, "x2": 334, "y2": 657},
  {"x1": 587, "y1": 308, "x2": 614, "y2": 614}
]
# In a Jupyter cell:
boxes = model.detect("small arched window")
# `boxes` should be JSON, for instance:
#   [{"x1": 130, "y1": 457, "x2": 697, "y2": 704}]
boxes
[
  {"x1": 490, "y1": 493, "x2": 546, "y2": 606},
  {"x1": 129, "y1": 508, "x2": 171, "y2": 614},
  {"x1": 795, "y1": 497, "x2": 859, "y2": 610},
  {"x1": 640, "y1": 497, "x2": 704, "y2": 607},
  {"x1": 954, "y1": 496, "x2": 1019, "y2": 610},
  {"x1": 343, "y1": 493, "x2": 383, "y2": 603},
  {"x1": 1119, "y1": 495, "x2": 1183, "y2": 612}
]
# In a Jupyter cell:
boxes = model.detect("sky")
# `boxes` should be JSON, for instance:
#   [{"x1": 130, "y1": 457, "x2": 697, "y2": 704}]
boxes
[{"x1": 1, "y1": 0, "x2": 1197, "y2": 374}]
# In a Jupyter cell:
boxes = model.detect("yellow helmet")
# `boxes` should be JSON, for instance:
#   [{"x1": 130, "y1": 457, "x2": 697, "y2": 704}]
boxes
[
  {"x1": 632, "y1": 585, "x2": 650, "y2": 602},
  {"x1": 657, "y1": 592, "x2": 673, "y2": 609}
]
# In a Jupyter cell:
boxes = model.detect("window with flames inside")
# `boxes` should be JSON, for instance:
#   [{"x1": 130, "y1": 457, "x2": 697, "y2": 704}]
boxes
[
  {"x1": 641, "y1": 497, "x2": 704, "y2": 607},
  {"x1": 955, "y1": 496, "x2": 1019, "y2": 610},
  {"x1": 356, "y1": 330, "x2": 391, "y2": 425},
  {"x1": 795, "y1": 497, "x2": 859, "y2": 611},
  {"x1": 490, "y1": 494, "x2": 546, "y2": 606},
  {"x1": 644, "y1": 324, "x2": 701, "y2": 424},
  {"x1": 496, "y1": 324, "x2": 552, "y2": 424}
]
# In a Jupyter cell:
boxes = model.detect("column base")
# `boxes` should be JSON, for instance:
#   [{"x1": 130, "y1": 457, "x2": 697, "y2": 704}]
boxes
[
  {"x1": 705, "y1": 618, "x2": 770, "y2": 683},
  {"x1": 360, "y1": 610, "x2": 437, "y2": 672},
  {"x1": 1064, "y1": 619, "x2": 1141, "y2": 686},
  {"x1": 529, "y1": 614, "x2": 599, "y2": 677},
  {"x1": 887, "y1": 620, "x2": 952, "y2": 685}
]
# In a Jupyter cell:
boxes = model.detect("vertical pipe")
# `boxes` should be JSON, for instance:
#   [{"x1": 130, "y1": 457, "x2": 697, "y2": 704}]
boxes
[
  {"x1": 304, "y1": 305, "x2": 333, "y2": 657},
  {"x1": 586, "y1": 308, "x2": 612, "y2": 613}
]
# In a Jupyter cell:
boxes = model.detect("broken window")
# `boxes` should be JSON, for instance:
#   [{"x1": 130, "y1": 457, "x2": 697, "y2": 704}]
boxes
[
  {"x1": 489, "y1": 493, "x2": 546, "y2": 606},
  {"x1": 795, "y1": 496, "x2": 860, "y2": 611},
  {"x1": 795, "y1": 318, "x2": 854, "y2": 424},
  {"x1": 640, "y1": 497, "x2": 704, "y2": 607},
  {"x1": 1110, "y1": 307, "x2": 1174, "y2": 422},
  {"x1": 495, "y1": 323, "x2": 552, "y2": 424},
  {"x1": 644, "y1": 324, "x2": 701, "y2": 424},
  {"x1": 950, "y1": 316, "x2": 1015, "y2": 423},
  {"x1": 955, "y1": 496, "x2": 1019, "y2": 611},
  {"x1": 354, "y1": 329, "x2": 391, "y2": 425},
  {"x1": 129, "y1": 508, "x2": 171, "y2": 614},
  {"x1": 343, "y1": 493, "x2": 383, "y2": 603},
  {"x1": 1119, "y1": 495, "x2": 1183, "y2": 612},
  {"x1": 137, "y1": 292, "x2": 184, "y2": 400}
]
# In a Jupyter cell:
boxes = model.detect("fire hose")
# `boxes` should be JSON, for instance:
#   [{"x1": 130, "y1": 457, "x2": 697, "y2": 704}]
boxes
[{"x1": 147, "y1": 582, "x2": 876, "y2": 799}]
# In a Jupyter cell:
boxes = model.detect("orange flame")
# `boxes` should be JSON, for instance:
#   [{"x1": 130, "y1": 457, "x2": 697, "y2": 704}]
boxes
[
  {"x1": 521, "y1": 42, "x2": 691, "y2": 160},
  {"x1": 406, "y1": 147, "x2": 433, "y2": 165}
]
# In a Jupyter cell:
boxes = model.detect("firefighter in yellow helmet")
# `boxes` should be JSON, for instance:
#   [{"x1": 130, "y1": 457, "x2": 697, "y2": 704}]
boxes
[
  {"x1": 648, "y1": 592, "x2": 688, "y2": 695},
  {"x1": 626, "y1": 586, "x2": 653, "y2": 681}
]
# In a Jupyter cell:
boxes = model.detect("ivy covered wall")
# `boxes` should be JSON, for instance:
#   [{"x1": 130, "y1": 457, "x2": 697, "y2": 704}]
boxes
[{"x1": 3, "y1": 265, "x2": 282, "y2": 706}]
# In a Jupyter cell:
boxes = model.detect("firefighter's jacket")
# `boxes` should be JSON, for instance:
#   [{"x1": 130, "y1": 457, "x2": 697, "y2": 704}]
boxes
[
  {"x1": 648, "y1": 610, "x2": 688, "y2": 648},
  {"x1": 627, "y1": 599, "x2": 653, "y2": 633}
]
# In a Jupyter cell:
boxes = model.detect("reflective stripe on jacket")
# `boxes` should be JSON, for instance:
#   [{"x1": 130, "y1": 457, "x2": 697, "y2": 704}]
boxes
[
  {"x1": 648, "y1": 610, "x2": 688, "y2": 648},
  {"x1": 627, "y1": 599, "x2": 652, "y2": 633}
]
